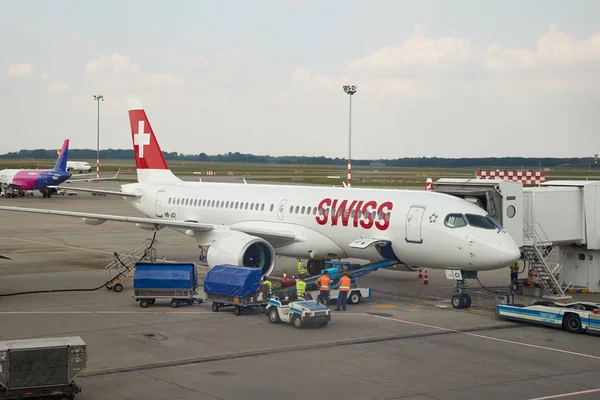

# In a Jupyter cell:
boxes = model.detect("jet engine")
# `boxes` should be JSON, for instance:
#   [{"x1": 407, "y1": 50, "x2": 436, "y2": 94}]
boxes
[{"x1": 206, "y1": 234, "x2": 276, "y2": 277}]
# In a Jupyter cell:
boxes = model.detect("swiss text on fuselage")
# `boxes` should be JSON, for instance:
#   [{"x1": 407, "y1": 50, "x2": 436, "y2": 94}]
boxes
[{"x1": 315, "y1": 198, "x2": 393, "y2": 230}]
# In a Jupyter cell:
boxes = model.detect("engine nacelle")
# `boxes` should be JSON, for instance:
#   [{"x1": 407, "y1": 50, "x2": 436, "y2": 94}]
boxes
[
  {"x1": 206, "y1": 235, "x2": 276, "y2": 277},
  {"x1": 386, "y1": 263, "x2": 422, "y2": 272}
]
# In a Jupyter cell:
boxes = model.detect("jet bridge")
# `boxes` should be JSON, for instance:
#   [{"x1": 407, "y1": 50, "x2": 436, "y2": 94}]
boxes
[{"x1": 433, "y1": 178, "x2": 600, "y2": 296}]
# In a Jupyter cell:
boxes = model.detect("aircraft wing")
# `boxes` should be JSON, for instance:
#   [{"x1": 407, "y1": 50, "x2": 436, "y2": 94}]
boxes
[
  {"x1": 0, "y1": 206, "x2": 214, "y2": 232},
  {"x1": 65, "y1": 168, "x2": 121, "y2": 183},
  {"x1": 47, "y1": 186, "x2": 141, "y2": 198}
]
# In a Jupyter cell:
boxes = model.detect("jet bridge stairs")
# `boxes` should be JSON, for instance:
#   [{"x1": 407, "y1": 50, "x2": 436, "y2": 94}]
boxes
[{"x1": 521, "y1": 221, "x2": 573, "y2": 300}]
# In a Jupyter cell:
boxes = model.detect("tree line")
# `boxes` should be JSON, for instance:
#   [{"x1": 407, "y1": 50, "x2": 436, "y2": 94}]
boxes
[{"x1": 0, "y1": 148, "x2": 597, "y2": 168}]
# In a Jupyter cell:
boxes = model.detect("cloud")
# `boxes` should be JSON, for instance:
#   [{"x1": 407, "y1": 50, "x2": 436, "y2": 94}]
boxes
[
  {"x1": 6, "y1": 63, "x2": 33, "y2": 76},
  {"x1": 85, "y1": 53, "x2": 140, "y2": 75},
  {"x1": 487, "y1": 25, "x2": 600, "y2": 70},
  {"x1": 48, "y1": 82, "x2": 70, "y2": 93},
  {"x1": 40, "y1": 73, "x2": 52, "y2": 80},
  {"x1": 350, "y1": 26, "x2": 472, "y2": 70},
  {"x1": 145, "y1": 73, "x2": 184, "y2": 85}
]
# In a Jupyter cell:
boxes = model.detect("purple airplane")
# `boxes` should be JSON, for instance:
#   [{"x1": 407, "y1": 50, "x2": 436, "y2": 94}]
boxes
[{"x1": 0, "y1": 139, "x2": 71, "y2": 198}]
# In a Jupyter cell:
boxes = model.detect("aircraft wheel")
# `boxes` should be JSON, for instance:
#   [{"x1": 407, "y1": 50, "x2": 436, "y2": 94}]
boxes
[
  {"x1": 451, "y1": 294, "x2": 463, "y2": 309},
  {"x1": 563, "y1": 314, "x2": 583, "y2": 334},
  {"x1": 461, "y1": 294, "x2": 472, "y2": 309}
]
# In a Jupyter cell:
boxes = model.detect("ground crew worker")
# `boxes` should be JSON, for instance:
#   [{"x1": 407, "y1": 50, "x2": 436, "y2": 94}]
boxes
[
  {"x1": 297, "y1": 258, "x2": 307, "y2": 278},
  {"x1": 510, "y1": 262, "x2": 519, "y2": 290},
  {"x1": 335, "y1": 271, "x2": 351, "y2": 311},
  {"x1": 316, "y1": 270, "x2": 330, "y2": 305},
  {"x1": 262, "y1": 276, "x2": 272, "y2": 296},
  {"x1": 296, "y1": 276, "x2": 307, "y2": 299}
]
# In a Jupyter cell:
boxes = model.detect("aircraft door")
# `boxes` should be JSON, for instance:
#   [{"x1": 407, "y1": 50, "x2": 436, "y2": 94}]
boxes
[
  {"x1": 405, "y1": 206, "x2": 425, "y2": 244},
  {"x1": 155, "y1": 190, "x2": 165, "y2": 217},
  {"x1": 277, "y1": 199, "x2": 287, "y2": 221}
]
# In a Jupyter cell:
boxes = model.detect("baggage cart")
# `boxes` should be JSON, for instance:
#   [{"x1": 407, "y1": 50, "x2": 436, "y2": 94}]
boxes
[
  {"x1": 204, "y1": 265, "x2": 267, "y2": 315},
  {"x1": 133, "y1": 262, "x2": 202, "y2": 308}
]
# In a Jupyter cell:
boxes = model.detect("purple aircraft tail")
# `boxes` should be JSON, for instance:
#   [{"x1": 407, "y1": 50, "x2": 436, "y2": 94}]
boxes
[{"x1": 54, "y1": 139, "x2": 69, "y2": 172}]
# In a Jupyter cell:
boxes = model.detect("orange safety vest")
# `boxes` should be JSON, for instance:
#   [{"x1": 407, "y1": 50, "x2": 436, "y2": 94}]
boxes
[
  {"x1": 319, "y1": 275, "x2": 330, "y2": 291},
  {"x1": 339, "y1": 276, "x2": 351, "y2": 292}
]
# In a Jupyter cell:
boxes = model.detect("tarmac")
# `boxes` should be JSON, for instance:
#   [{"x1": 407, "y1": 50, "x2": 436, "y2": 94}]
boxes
[{"x1": 1, "y1": 184, "x2": 600, "y2": 400}]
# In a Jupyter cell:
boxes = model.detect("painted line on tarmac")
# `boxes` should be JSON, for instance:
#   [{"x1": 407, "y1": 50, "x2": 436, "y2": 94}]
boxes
[
  {"x1": 79, "y1": 322, "x2": 521, "y2": 378},
  {"x1": 527, "y1": 388, "x2": 600, "y2": 399},
  {"x1": 0, "y1": 236, "x2": 114, "y2": 254},
  {"x1": 0, "y1": 311, "x2": 215, "y2": 314},
  {"x1": 373, "y1": 291, "x2": 493, "y2": 315},
  {"x1": 370, "y1": 314, "x2": 600, "y2": 361}
]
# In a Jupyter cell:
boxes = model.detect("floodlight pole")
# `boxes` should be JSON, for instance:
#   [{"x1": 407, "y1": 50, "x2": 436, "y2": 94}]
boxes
[
  {"x1": 343, "y1": 85, "x2": 357, "y2": 187},
  {"x1": 93, "y1": 95, "x2": 104, "y2": 179}
]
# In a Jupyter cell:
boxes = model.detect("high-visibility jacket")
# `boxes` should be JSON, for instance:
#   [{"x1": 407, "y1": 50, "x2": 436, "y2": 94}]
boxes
[
  {"x1": 263, "y1": 280, "x2": 272, "y2": 293},
  {"x1": 297, "y1": 261, "x2": 307, "y2": 275},
  {"x1": 339, "y1": 276, "x2": 351, "y2": 292},
  {"x1": 510, "y1": 263, "x2": 519, "y2": 273},
  {"x1": 319, "y1": 275, "x2": 330, "y2": 291},
  {"x1": 296, "y1": 280, "x2": 307, "y2": 297}
]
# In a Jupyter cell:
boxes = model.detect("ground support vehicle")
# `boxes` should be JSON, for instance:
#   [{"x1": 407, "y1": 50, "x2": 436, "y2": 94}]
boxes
[
  {"x1": 204, "y1": 265, "x2": 267, "y2": 315},
  {"x1": 271, "y1": 259, "x2": 397, "y2": 303},
  {"x1": 266, "y1": 297, "x2": 331, "y2": 328},
  {"x1": 495, "y1": 300, "x2": 600, "y2": 334},
  {"x1": 0, "y1": 336, "x2": 87, "y2": 400},
  {"x1": 132, "y1": 262, "x2": 201, "y2": 308}
]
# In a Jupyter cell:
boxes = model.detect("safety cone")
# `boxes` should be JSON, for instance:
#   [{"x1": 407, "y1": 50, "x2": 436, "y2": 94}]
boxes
[
  {"x1": 283, "y1": 271, "x2": 287, "y2": 279},
  {"x1": 423, "y1": 271, "x2": 429, "y2": 285},
  {"x1": 418, "y1": 268, "x2": 424, "y2": 279}
]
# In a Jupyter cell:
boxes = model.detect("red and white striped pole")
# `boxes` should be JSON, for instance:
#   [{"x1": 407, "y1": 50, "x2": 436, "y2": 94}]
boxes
[
  {"x1": 93, "y1": 94, "x2": 104, "y2": 180},
  {"x1": 343, "y1": 85, "x2": 357, "y2": 188}
]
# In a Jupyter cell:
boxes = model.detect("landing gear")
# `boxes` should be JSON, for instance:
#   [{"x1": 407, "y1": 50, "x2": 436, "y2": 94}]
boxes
[
  {"x1": 451, "y1": 293, "x2": 472, "y2": 309},
  {"x1": 450, "y1": 274, "x2": 472, "y2": 309},
  {"x1": 198, "y1": 250, "x2": 206, "y2": 262}
]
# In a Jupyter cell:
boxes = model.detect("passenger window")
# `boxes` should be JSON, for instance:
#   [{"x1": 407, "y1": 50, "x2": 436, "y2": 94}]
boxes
[
  {"x1": 193, "y1": 199, "x2": 197, "y2": 206},
  {"x1": 168, "y1": 197, "x2": 172, "y2": 204},
  {"x1": 270, "y1": 204, "x2": 274, "y2": 212},
  {"x1": 301, "y1": 206, "x2": 305, "y2": 214},
  {"x1": 313, "y1": 207, "x2": 317, "y2": 215},
  {"x1": 261, "y1": 204, "x2": 265, "y2": 211},
  {"x1": 250, "y1": 203, "x2": 254, "y2": 211},
  {"x1": 245, "y1": 203, "x2": 248, "y2": 210},
  {"x1": 444, "y1": 214, "x2": 467, "y2": 228},
  {"x1": 289, "y1": 206, "x2": 293, "y2": 213}
]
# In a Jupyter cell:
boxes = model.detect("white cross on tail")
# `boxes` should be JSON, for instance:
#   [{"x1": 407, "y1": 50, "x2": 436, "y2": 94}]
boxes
[{"x1": 134, "y1": 120, "x2": 151, "y2": 158}]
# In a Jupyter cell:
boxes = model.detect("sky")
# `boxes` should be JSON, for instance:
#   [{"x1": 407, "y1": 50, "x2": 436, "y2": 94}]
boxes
[{"x1": 1, "y1": 0, "x2": 600, "y2": 159}]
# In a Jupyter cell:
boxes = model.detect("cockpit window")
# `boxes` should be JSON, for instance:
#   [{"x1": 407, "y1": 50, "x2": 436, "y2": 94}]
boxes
[
  {"x1": 444, "y1": 214, "x2": 467, "y2": 228},
  {"x1": 465, "y1": 214, "x2": 502, "y2": 230}
]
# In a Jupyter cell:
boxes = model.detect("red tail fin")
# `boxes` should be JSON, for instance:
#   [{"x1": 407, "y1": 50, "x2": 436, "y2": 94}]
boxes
[
  {"x1": 128, "y1": 99, "x2": 180, "y2": 183},
  {"x1": 425, "y1": 178, "x2": 433, "y2": 191}
]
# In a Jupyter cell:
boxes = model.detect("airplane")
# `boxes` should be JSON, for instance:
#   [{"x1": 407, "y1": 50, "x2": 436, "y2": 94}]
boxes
[
  {"x1": 66, "y1": 161, "x2": 92, "y2": 174},
  {"x1": 0, "y1": 139, "x2": 72, "y2": 198},
  {"x1": 0, "y1": 140, "x2": 122, "y2": 198},
  {"x1": 0, "y1": 99, "x2": 521, "y2": 305}
]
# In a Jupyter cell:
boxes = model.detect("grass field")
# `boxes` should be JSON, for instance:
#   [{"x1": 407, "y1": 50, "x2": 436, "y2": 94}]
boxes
[{"x1": 3, "y1": 158, "x2": 600, "y2": 188}]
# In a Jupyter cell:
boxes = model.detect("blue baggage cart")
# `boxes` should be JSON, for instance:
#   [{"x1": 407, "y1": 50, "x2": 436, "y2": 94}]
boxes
[
  {"x1": 133, "y1": 262, "x2": 202, "y2": 308},
  {"x1": 204, "y1": 265, "x2": 267, "y2": 315}
]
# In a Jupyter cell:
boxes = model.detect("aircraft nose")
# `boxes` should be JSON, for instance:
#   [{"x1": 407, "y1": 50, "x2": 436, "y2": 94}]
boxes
[{"x1": 475, "y1": 235, "x2": 521, "y2": 270}]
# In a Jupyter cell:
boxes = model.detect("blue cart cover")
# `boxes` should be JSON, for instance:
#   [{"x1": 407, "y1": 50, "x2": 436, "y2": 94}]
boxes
[
  {"x1": 204, "y1": 265, "x2": 262, "y2": 297},
  {"x1": 133, "y1": 263, "x2": 197, "y2": 290}
]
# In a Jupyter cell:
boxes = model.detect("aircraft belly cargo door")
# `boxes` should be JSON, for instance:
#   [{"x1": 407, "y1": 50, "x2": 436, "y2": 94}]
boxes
[
  {"x1": 406, "y1": 206, "x2": 425, "y2": 244},
  {"x1": 155, "y1": 190, "x2": 165, "y2": 217}
]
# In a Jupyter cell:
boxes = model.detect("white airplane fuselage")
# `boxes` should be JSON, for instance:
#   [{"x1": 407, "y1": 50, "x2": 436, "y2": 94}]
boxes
[{"x1": 121, "y1": 180, "x2": 521, "y2": 272}]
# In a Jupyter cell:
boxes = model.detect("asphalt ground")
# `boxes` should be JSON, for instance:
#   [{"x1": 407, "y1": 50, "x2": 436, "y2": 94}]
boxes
[{"x1": 1, "y1": 183, "x2": 599, "y2": 400}]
